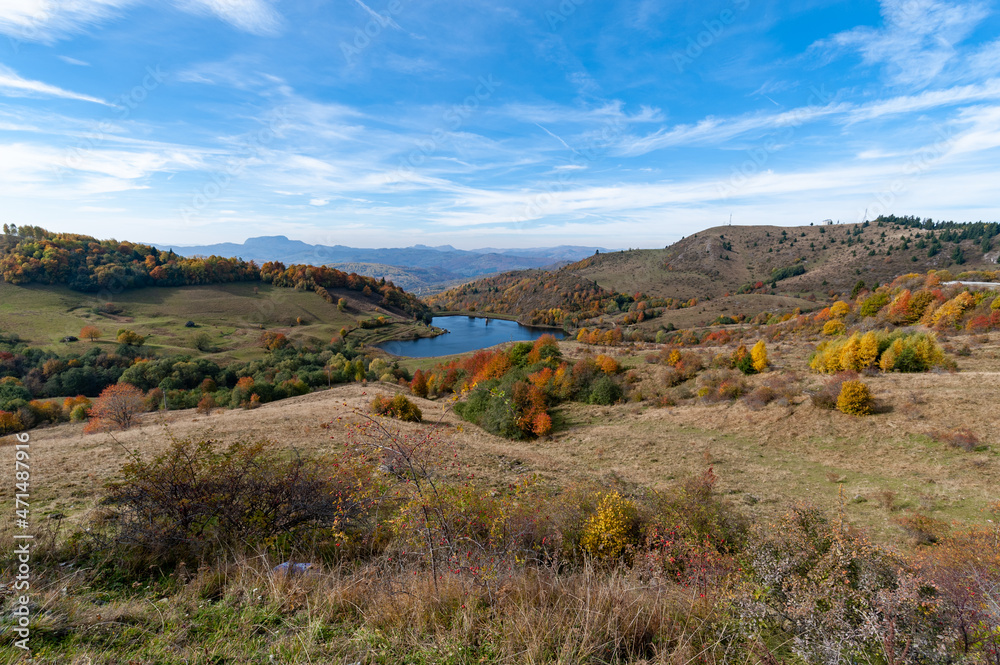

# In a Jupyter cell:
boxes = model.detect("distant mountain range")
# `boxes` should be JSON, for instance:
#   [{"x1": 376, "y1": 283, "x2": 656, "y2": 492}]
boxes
[{"x1": 165, "y1": 236, "x2": 613, "y2": 293}]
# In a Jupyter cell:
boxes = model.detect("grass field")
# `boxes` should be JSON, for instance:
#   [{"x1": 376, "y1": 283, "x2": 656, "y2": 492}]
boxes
[
  {"x1": 2, "y1": 331, "x2": 999, "y2": 662},
  {"x1": 0, "y1": 282, "x2": 428, "y2": 361},
  {"x1": 4, "y1": 333, "x2": 997, "y2": 542}
]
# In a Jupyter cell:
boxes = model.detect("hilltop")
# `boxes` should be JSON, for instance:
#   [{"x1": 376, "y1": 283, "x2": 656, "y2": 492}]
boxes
[{"x1": 430, "y1": 216, "x2": 1000, "y2": 329}]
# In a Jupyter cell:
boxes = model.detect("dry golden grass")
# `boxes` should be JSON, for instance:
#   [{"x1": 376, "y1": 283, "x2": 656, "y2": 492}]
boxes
[{"x1": 3, "y1": 335, "x2": 998, "y2": 547}]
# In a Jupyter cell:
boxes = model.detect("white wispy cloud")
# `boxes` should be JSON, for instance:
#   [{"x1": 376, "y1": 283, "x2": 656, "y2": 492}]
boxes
[
  {"x1": 812, "y1": 0, "x2": 989, "y2": 87},
  {"x1": 175, "y1": 0, "x2": 282, "y2": 36},
  {"x1": 0, "y1": 0, "x2": 132, "y2": 43},
  {"x1": 57, "y1": 55, "x2": 91, "y2": 66},
  {"x1": 0, "y1": 65, "x2": 109, "y2": 105},
  {"x1": 0, "y1": 0, "x2": 282, "y2": 42}
]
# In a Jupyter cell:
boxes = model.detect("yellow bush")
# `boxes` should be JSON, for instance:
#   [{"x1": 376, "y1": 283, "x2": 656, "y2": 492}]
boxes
[
  {"x1": 666, "y1": 349, "x2": 682, "y2": 367},
  {"x1": 823, "y1": 319, "x2": 846, "y2": 336},
  {"x1": 750, "y1": 340, "x2": 768, "y2": 372},
  {"x1": 830, "y1": 300, "x2": 851, "y2": 318},
  {"x1": 858, "y1": 331, "x2": 879, "y2": 369},
  {"x1": 930, "y1": 292, "x2": 976, "y2": 329},
  {"x1": 838, "y1": 333, "x2": 861, "y2": 371},
  {"x1": 809, "y1": 340, "x2": 842, "y2": 373},
  {"x1": 991, "y1": 295, "x2": 1000, "y2": 311},
  {"x1": 879, "y1": 338, "x2": 904, "y2": 371},
  {"x1": 580, "y1": 490, "x2": 637, "y2": 560},
  {"x1": 837, "y1": 380, "x2": 873, "y2": 415}
]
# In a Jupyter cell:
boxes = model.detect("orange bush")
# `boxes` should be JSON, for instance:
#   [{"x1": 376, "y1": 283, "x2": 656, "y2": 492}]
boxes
[
  {"x1": 595, "y1": 355, "x2": 619, "y2": 374},
  {"x1": 85, "y1": 383, "x2": 146, "y2": 433}
]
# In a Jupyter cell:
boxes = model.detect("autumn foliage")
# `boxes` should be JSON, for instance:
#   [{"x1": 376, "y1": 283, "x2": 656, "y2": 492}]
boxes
[{"x1": 85, "y1": 383, "x2": 146, "y2": 432}]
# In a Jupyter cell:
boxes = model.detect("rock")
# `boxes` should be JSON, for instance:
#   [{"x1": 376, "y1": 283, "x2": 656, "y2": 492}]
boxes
[{"x1": 272, "y1": 561, "x2": 317, "y2": 576}]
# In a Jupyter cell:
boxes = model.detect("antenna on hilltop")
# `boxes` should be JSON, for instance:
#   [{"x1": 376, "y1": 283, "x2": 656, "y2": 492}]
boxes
[
  {"x1": 863, "y1": 208, "x2": 868, "y2": 222},
  {"x1": 728, "y1": 213, "x2": 732, "y2": 226}
]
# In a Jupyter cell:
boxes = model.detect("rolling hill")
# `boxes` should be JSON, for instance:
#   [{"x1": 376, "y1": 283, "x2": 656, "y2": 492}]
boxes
[{"x1": 430, "y1": 216, "x2": 1000, "y2": 328}]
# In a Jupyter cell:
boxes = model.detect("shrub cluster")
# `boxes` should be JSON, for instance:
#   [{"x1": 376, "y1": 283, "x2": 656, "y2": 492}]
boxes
[
  {"x1": 371, "y1": 393, "x2": 423, "y2": 422},
  {"x1": 810, "y1": 330, "x2": 946, "y2": 373}
]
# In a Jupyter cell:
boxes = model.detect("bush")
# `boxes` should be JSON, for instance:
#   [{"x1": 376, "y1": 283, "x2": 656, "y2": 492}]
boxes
[
  {"x1": 410, "y1": 370, "x2": 428, "y2": 398},
  {"x1": 837, "y1": 379, "x2": 873, "y2": 415},
  {"x1": 811, "y1": 371, "x2": 859, "y2": 410},
  {"x1": 0, "y1": 410, "x2": 23, "y2": 434},
  {"x1": 371, "y1": 393, "x2": 423, "y2": 422},
  {"x1": 696, "y1": 369, "x2": 748, "y2": 402},
  {"x1": 580, "y1": 490, "x2": 638, "y2": 561},
  {"x1": 930, "y1": 427, "x2": 980, "y2": 452},
  {"x1": 823, "y1": 319, "x2": 846, "y2": 336},
  {"x1": 85, "y1": 383, "x2": 146, "y2": 432},
  {"x1": 96, "y1": 437, "x2": 376, "y2": 565},
  {"x1": 588, "y1": 375, "x2": 622, "y2": 405},
  {"x1": 69, "y1": 404, "x2": 90, "y2": 422},
  {"x1": 812, "y1": 331, "x2": 945, "y2": 374},
  {"x1": 750, "y1": 340, "x2": 768, "y2": 372},
  {"x1": 196, "y1": 393, "x2": 217, "y2": 414}
]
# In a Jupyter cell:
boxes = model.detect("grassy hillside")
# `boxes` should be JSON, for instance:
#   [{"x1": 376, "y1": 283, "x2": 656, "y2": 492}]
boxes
[
  {"x1": 0, "y1": 281, "x2": 428, "y2": 361},
  {"x1": 326, "y1": 261, "x2": 466, "y2": 293},
  {"x1": 2, "y1": 328, "x2": 999, "y2": 662},
  {"x1": 430, "y1": 217, "x2": 999, "y2": 329}
]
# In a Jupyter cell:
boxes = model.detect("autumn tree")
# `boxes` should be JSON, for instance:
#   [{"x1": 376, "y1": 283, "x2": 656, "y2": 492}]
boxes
[
  {"x1": 85, "y1": 383, "x2": 146, "y2": 432},
  {"x1": 259, "y1": 331, "x2": 289, "y2": 351},
  {"x1": 751, "y1": 340, "x2": 768, "y2": 372},
  {"x1": 410, "y1": 369, "x2": 429, "y2": 398},
  {"x1": 80, "y1": 325, "x2": 101, "y2": 342},
  {"x1": 116, "y1": 328, "x2": 145, "y2": 346}
]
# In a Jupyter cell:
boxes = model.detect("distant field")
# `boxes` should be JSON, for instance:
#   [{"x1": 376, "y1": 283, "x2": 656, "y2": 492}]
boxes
[{"x1": 0, "y1": 282, "x2": 421, "y2": 361}]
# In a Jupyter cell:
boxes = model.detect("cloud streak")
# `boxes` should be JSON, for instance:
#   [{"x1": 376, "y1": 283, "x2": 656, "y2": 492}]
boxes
[{"x1": 0, "y1": 65, "x2": 109, "y2": 105}]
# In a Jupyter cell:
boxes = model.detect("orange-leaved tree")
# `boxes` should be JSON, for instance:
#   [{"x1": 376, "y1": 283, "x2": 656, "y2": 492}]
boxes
[
  {"x1": 80, "y1": 325, "x2": 101, "y2": 342},
  {"x1": 85, "y1": 383, "x2": 146, "y2": 433}
]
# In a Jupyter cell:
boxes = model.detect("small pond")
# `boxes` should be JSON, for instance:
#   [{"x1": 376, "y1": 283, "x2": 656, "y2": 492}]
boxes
[{"x1": 379, "y1": 316, "x2": 565, "y2": 358}]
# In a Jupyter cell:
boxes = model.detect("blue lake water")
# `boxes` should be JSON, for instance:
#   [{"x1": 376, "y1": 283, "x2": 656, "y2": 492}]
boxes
[{"x1": 379, "y1": 316, "x2": 565, "y2": 358}]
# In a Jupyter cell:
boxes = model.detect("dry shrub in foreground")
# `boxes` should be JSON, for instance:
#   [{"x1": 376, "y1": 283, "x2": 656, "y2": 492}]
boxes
[
  {"x1": 915, "y1": 527, "x2": 1000, "y2": 663},
  {"x1": 95, "y1": 436, "x2": 380, "y2": 566}
]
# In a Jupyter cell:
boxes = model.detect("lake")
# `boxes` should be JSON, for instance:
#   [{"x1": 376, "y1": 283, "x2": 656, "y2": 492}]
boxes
[{"x1": 379, "y1": 316, "x2": 565, "y2": 358}]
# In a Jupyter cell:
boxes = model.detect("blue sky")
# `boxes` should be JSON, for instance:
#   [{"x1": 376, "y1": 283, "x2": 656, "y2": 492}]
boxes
[{"x1": 1, "y1": 0, "x2": 999, "y2": 249}]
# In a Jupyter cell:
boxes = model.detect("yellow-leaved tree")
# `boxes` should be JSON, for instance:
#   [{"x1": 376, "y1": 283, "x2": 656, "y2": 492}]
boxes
[
  {"x1": 751, "y1": 340, "x2": 768, "y2": 372},
  {"x1": 858, "y1": 331, "x2": 880, "y2": 369}
]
